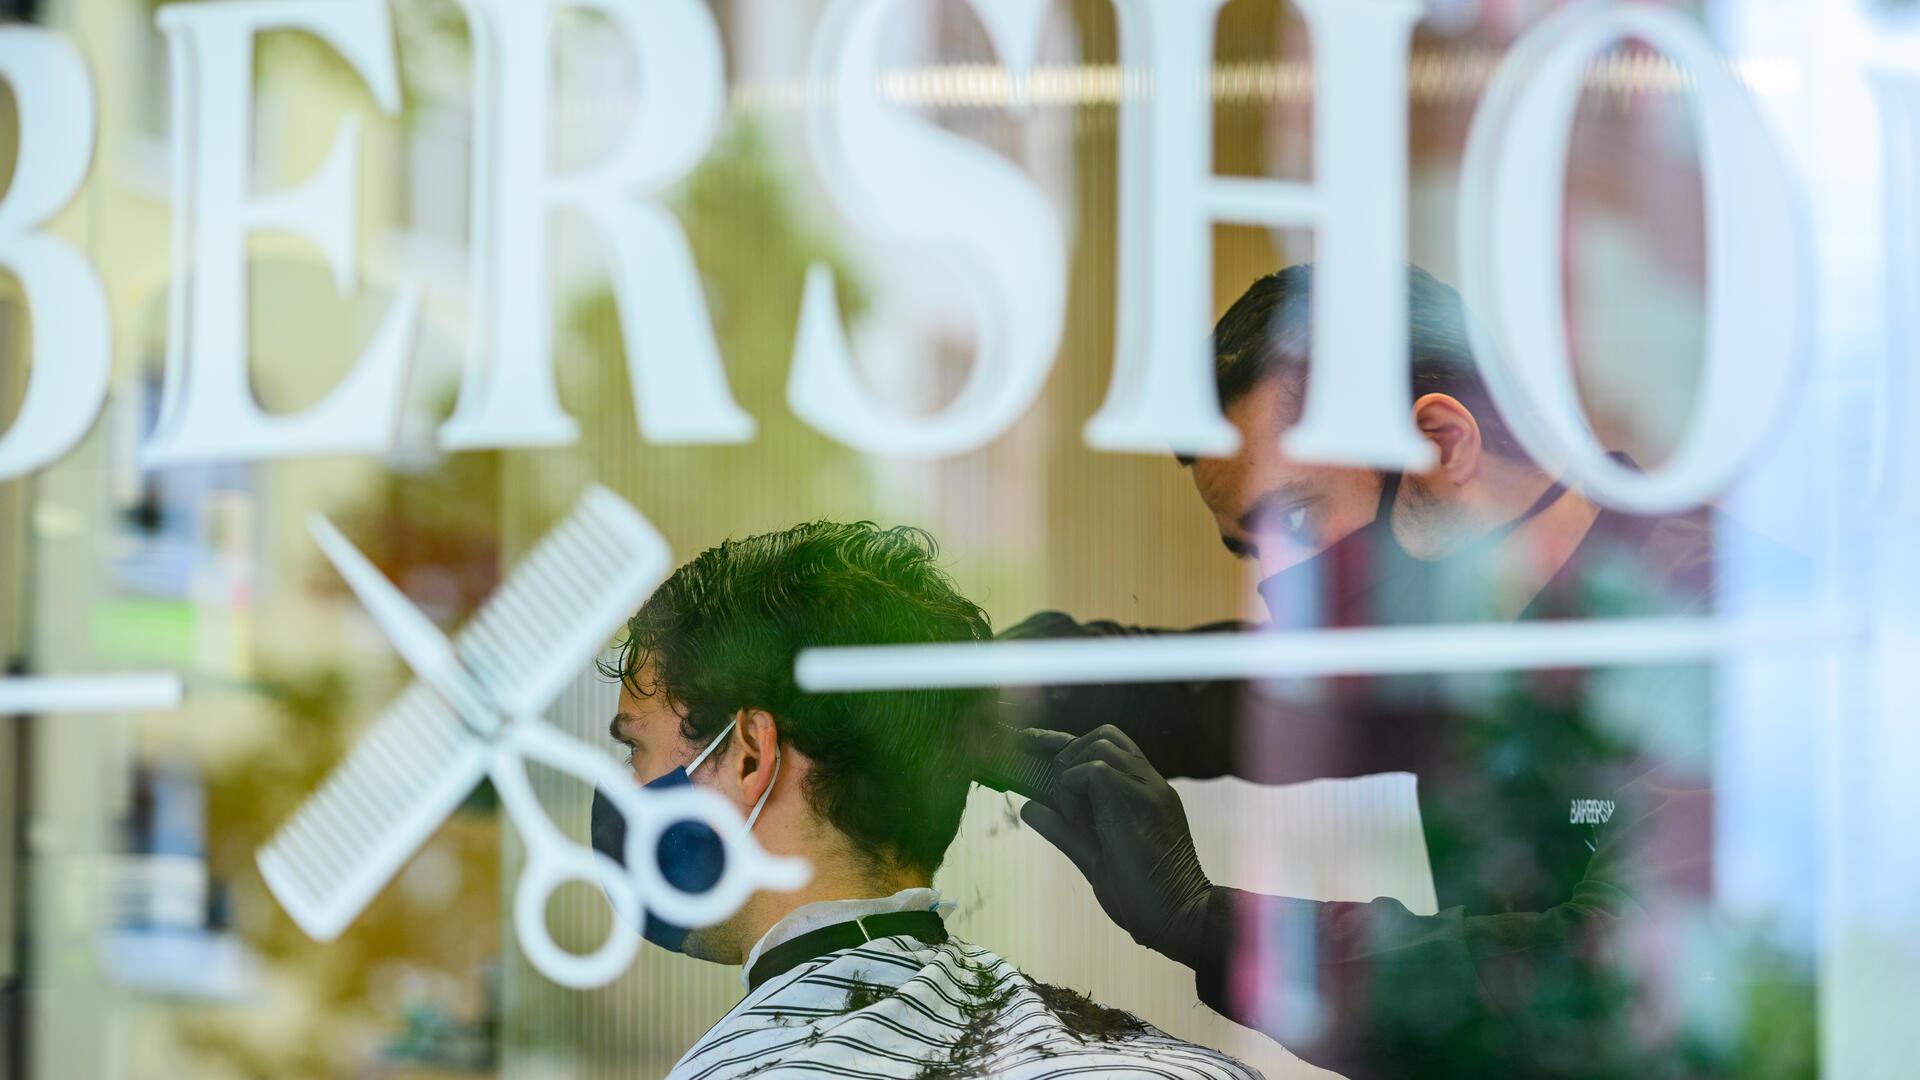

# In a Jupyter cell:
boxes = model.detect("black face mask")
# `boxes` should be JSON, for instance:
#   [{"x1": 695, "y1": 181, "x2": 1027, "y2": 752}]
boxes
[
  {"x1": 1255, "y1": 473, "x2": 1566, "y2": 627},
  {"x1": 590, "y1": 785, "x2": 726, "y2": 953},
  {"x1": 590, "y1": 718, "x2": 780, "y2": 953}
]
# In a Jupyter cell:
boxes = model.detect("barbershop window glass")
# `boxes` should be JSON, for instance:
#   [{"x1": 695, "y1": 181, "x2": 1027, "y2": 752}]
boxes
[{"x1": 0, "y1": 0, "x2": 1911, "y2": 1078}]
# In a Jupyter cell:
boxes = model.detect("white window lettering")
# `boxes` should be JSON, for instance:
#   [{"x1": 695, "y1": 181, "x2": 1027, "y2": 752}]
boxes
[
  {"x1": 437, "y1": 0, "x2": 752, "y2": 451},
  {"x1": 142, "y1": 0, "x2": 420, "y2": 468},
  {"x1": 1569, "y1": 799, "x2": 1618, "y2": 826},
  {"x1": 0, "y1": 27, "x2": 108, "y2": 482},
  {"x1": 1865, "y1": 67, "x2": 1920, "y2": 511},
  {"x1": 1458, "y1": 4, "x2": 1808, "y2": 514},
  {"x1": 1088, "y1": 0, "x2": 1432, "y2": 468},
  {"x1": 786, "y1": 0, "x2": 1065, "y2": 458}
]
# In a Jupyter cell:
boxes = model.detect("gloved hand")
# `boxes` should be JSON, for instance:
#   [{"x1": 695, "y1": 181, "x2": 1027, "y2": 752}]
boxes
[{"x1": 1018, "y1": 724, "x2": 1219, "y2": 970}]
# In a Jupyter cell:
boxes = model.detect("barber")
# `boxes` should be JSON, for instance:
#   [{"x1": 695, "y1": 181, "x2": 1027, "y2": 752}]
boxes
[{"x1": 1008, "y1": 265, "x2": 1746, "y2": 1077}]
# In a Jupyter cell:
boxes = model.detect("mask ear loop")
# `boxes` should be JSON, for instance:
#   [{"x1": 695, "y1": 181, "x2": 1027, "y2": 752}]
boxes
[
  {"x1": 745, "y1": 743, "x2": 780, "y2": 830},
  {"x1": 684, "y1": 717, "x2": 739, "y2": 776},
  {"x1": 688, "y1": 715, "x2": 780, "y2": 831},
  {"x1": 1375, "y1": 471, "x2": 1404, "y2": 523}
]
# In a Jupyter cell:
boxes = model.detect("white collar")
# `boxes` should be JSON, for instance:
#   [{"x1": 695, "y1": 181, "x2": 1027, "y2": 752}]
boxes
[{"x1": 738, "y1": 886, "x2": 952, "y2": 990}]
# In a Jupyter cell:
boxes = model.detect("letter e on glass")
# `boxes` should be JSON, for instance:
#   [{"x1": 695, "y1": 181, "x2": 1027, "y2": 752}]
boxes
[{"x1": 143, "y1": 0, "x2": 421, "y2": 467}]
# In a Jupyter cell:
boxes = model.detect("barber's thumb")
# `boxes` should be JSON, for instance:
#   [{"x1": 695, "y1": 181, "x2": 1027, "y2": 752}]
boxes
[
  {"x1": 1019, "y1": 728, "x2": 1075, "y2": 756},
  {"x1": 1020, "y1": 800, "x2": 1099, "y2": 875}
]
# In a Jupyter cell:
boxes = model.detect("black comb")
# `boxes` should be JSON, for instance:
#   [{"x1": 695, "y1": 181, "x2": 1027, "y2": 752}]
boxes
[{"x1": 973, "y1": 719, "x2": 1062, "y2": 808}]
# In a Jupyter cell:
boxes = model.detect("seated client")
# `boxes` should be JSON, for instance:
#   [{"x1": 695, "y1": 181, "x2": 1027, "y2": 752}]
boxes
[{"x1": 598, "y1": 521, "x2": 1258, "y2": 1079}]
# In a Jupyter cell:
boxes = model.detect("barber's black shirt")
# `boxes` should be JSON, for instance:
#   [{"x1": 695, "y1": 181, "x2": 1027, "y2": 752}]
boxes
[{"x1": 1002, "y1": 508, "x2": 1812, "y2": 1078}]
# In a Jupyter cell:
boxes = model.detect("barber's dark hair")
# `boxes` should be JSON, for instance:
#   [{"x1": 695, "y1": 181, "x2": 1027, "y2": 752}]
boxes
[
  {"x1": 599, "y1": 521, "x2": 991, "y2": 877},
  {"x1": 1192, "y1": 263, "x2": 1525, "y2": 463}
]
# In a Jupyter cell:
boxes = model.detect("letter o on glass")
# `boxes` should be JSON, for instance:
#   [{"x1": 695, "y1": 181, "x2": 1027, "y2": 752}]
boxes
[{"x1": 1459, "y1": 4, "x2": 1809, "y2": 514}]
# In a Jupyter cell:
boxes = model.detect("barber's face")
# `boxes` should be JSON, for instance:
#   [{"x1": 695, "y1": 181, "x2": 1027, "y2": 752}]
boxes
[{"x1": 1190, "y1": 375, "x2": 1386, "y2": 578}]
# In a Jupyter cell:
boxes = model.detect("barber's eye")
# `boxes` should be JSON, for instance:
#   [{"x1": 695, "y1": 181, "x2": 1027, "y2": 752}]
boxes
[
  {"x1": 1250, "y1": 500, "x2": 1316, "y2": 556},
  {"x1": 1273, "y1": 503, "x2": 1315, "y2": 546},
  {"x1": 1285, "y1": 505, "x2": 1310, "y2": 537}
]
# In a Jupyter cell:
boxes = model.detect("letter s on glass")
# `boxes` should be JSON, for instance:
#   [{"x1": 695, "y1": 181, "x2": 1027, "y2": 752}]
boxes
[{"x1": 787, "y1": 0, "x2": 1067, "y2": 459}]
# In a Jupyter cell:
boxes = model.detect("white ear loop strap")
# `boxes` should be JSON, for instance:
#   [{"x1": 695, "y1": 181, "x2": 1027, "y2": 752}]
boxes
[
  {"x1": 685, "y1": 717, "x2": 737, "y2": 775},
  {"x1": 746, "y1": 744, "x2": 780, "y2": 830},
  {"x1": 687, "y1": 716, "x2": 780, "y2": 831}
]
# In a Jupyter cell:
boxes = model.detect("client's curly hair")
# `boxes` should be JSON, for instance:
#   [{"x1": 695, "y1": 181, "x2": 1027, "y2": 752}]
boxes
[{"x1": 600, "y1": 521, "x2": 992, "y2": 876}]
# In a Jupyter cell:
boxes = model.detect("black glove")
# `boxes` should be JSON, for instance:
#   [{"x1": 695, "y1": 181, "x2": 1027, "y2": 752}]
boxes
[{"x1": 1018, "y1": 724, "x2": 1218, "y2": 970}]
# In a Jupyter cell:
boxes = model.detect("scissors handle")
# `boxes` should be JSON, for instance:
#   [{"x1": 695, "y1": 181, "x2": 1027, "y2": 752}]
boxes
[
  {"x1": 512, "y1": 835, "x2": 641, "y2": 989},
  {"x1": 491, "y1": 716, "x2": 810, "y2": 986},
  {"x1": 489, "y1": 725, "x2": 642, "y2": 989}
]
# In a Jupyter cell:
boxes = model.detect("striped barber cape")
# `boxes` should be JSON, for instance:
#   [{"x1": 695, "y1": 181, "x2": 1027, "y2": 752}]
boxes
[{"x1": 667, "y1": 918, "x2": 1263, "y2": 1080}]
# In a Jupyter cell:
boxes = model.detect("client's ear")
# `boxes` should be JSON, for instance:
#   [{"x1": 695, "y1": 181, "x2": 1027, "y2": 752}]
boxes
[{"x1": 728, "y1": 707, "x2": 781, "y2": 806}]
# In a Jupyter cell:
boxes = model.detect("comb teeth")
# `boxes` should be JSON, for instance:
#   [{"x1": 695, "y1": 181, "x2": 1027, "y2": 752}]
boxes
[
  {"x1": 973, "y1": 723, "x2": 1062, "y2": 807},
  {"x1": 257, "y1": 683, "x2": 489, "y2": 941},
  {"x1": 457, "y1": 486, "x2": 671, "y2": 718}
]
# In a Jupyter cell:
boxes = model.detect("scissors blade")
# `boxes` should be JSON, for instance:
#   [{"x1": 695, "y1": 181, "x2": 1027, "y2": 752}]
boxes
[{"x1": 308, "y1": 514, "x2": 485, "y2": 723}]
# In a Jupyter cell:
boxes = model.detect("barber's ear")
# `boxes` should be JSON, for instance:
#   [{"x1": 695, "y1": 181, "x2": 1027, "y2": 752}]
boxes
[
  {"x1": 729, "y1": 708, "x2": 780, "y2": 804},
  {"x1": 1411, "y1": 393, "x2": 1482, "y2": 486}
]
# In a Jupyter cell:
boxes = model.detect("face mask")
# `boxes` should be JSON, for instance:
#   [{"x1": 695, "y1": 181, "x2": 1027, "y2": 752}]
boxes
[
  {"x1": 1256, "y1": 473, "x2": 1565, "y2": 626},
  {"x1": 590, "y1": 717, "x2": 780, "y2": 953}
]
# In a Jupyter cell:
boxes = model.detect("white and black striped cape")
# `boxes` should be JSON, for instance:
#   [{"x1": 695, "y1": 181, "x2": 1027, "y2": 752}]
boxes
[{"x1": 666, "y1": 932, "x2": 1264, "y2": 1080}]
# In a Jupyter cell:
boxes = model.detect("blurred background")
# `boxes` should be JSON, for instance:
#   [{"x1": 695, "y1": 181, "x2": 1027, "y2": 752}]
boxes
[{"x1": 2, "y1": 0, "x2": 1913, "y2": 1076}]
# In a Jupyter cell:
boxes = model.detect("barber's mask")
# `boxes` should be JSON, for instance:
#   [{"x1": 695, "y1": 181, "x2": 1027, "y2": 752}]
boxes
[
  {"x1": 590, "y1": 718, "x2": 780, "y2": 953},
  {"x1": 1255, "y1": 473, "x2": 1566, "y2": 627}
]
